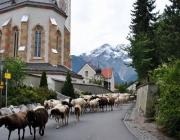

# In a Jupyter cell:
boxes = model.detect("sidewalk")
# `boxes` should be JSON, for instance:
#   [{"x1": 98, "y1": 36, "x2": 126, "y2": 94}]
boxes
[{"x1": 123, "y1": 101, "x2": 159, "y2": 140}]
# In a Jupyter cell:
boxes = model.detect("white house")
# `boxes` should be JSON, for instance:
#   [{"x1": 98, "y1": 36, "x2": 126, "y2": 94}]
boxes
[{"x1": 77, "y1": 62, "x2": 115, "y2": 91}]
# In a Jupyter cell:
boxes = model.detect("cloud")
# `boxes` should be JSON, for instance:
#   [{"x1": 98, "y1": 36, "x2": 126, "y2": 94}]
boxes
[{"x1": 71, "y1": 0, "x2": 171, "y2": 55}]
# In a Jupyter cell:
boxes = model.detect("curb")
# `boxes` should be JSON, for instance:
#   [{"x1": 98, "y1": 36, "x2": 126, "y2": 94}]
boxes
[{"x1": 123, "y1": 101, "x2": 159, "y2": 140}]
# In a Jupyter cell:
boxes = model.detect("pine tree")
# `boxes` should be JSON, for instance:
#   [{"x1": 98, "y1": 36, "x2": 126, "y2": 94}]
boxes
[
  {"x1": 61, "y1": 70, "x2": 75, "y2": 98},
  {"x1": 160, "y1": 0, "x2": 180, "y2": 59},
  {"x1": 39, "y1": 70, "x2": 48, "y2": 87},
  {"x1": 127, "y1": 0, "x2": 159, "y2": 82}
]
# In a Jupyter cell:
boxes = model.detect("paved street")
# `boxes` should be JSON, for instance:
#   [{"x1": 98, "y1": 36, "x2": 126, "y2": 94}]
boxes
[{"x1": 0, "y1": 102, "x2": 137, "y2": 140}]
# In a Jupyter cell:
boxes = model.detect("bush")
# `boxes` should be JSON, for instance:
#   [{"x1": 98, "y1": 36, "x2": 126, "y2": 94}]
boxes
[
  {"x1": 150, "y1": 60, "x2": 180, "y2": 137},
  {"x1": 2, "y1": 86, "x2": 57, "y2": 106},
  {"x1": 39, "y1": 70, "x2": 48, "y2": 87},
  {"x1": 61, "y1": 70, "x2": 75, "y2": 98}
]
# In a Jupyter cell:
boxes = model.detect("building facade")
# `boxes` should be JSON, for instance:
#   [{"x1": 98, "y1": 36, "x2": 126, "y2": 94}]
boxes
[
  {"x1": 0, "y1": 0, "x2": 71, "y2": 68},
  {"x1": 77, "y1": 62, "x2": 115, "y2": 92},
  {"x1": 0, "y1": 0, "x2": 85, "y2": 89}
]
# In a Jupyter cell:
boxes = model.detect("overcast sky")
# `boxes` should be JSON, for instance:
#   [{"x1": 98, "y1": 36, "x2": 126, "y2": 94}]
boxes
[{"x1": 71, "y1": 0, "x2": 171, "y2": 56}]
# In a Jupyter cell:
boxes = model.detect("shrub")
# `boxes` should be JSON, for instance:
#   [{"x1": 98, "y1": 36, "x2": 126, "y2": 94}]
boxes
[
  {"x1": 39, "y1": 70, "x2": 48, "y2": 87},
  {"x1": 150, "y1": 60, "x2": 180, "y2": 137},
  {"x1": 3, "y1": 86, "x2": 57, "y2": 106},
  {"x1": 61, "y1": 70, "x2": 75, "y2": 98}
]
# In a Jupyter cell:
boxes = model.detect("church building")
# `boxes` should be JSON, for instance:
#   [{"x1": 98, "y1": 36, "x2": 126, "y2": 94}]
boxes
[{"x1": 0, "y1": 0, "x2": 83, "y2": 88}]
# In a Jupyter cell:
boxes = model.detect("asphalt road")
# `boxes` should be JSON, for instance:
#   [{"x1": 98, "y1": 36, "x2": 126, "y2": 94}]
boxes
[{"x1": 0, "y1": 102, "x2": 137, "y2": 140}]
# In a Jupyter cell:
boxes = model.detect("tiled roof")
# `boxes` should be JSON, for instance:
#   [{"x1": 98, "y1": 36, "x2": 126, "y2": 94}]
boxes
[
  {"x1": 101, "y1": 68, "x2": 112, "y2": 79},
  {"x1": 24, "y1": 63, "x2": 83, "y2": 79},
  {"x1": 0, "y1": 0, "x2": 66, "y2": 15}
]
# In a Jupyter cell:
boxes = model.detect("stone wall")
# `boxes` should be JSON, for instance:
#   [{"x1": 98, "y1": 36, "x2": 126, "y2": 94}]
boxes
[
  {"x1": 23, "y1": 75, "x2": 112, "y2": 95},
  {"x1": 53, "y1": 78, "x2": 112, "y2": 95},
  {"x1": 135, "y1": 83, "x2": 157, "y2": 116}
]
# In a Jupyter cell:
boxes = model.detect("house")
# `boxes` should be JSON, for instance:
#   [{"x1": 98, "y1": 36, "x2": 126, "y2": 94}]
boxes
[
  {"x1": 0, "y1": 0, "x2": 84, "y2": 88},
  {"x1": 77, "y1": 62, "x2": 115, "y2": 91}
]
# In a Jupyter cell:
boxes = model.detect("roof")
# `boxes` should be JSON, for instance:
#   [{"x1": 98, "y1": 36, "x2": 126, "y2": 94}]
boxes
[
  {"x1": 77, "y1": 62, "x2": 96, "y2": 73},
  {"x1": 101, "y1": 68, "x2": 112, "y2": 79},
  {"x1": 0, "y1": 0, "x2": 67, "y2": 16},
  {"x1": 24, "y1": 63, "x2": 83, "y2": 79},
  {"x1": 78, "y1": 62, "x2": 113, "y2": 79}
]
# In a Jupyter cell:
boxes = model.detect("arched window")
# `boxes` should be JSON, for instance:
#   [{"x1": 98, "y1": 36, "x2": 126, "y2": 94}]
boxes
[
  {"x1": 14, "y1": 28, "x2": 19, "y2": 57},
  {"x1": 34, "y1": 27, "x2": 41, "y2": 57},
  {"x1": 56, "y1": 30, "x2": 60, "y2": 52}
]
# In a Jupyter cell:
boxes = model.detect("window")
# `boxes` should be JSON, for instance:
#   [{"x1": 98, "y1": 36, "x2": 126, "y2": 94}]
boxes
[
  {"x1": 85, "y1": 71, "x2": 88, "y2": 77},
  {"x1": 34, "y1": 27, "x2": 41, "y2": 57},
  {"x1": 14, "y1": 28, "x2": 19, "y2": 57},
  {"x1": 56, "y1": 31, "x2": 60, "y2": 52}
]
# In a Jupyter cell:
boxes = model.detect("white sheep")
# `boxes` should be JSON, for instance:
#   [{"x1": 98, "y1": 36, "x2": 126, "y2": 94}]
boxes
[
  {"x1": 71, "y1": 98, "x2": 87, "y2": 114},
  {"x1": 89, "y1": 98, "x2": 100, "y2": 112},
  {"x1": 51, "y1": 105, "x2": 69, "y2": 129}
]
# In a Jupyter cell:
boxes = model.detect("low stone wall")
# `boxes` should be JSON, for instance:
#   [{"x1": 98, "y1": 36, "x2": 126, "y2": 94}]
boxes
[
  {"x1": 135, "y1": 83, "x2": 157, "y2": 116},
  {"x1": 52, "y1": 78, "x2": 112, "y2": 95},
  {"x1": 23, "y1": 75, "x2": 112, "y2": 95}
]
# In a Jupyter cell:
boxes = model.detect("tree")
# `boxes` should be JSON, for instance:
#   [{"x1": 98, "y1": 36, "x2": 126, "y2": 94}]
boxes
[
  {"x1": 39, "y1": 70, "x2": 48, "y2": 87},
  {"x1": 118, "y1": 83, "x2": 127, "y2": 93},
  {"x1": 3, "y1": 56, "x2": 28, "y2": 88},
  {"x1": 61, "y1": 70, "x2": 75, "y2": 98},
  {"x1": 127, "y1": 0, "x2": 159, "y2": 82},
  {"x1": 154, "y1": 0, "x2": 180, "y2": 61}
]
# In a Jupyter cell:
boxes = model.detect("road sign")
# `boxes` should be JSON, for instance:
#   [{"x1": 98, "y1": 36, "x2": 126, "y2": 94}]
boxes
[{"x1": 5, "y1": 73, "x2": 11, "y2": 79}]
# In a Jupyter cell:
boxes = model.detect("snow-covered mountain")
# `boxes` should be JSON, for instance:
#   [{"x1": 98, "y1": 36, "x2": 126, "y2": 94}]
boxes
[{"x1": 72, "y1": 44, "x2": 137, "y2": 83}]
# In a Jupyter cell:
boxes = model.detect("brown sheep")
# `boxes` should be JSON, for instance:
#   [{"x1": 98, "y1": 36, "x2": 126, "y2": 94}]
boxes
[
  {"x1": 25, "y1": 106, "x2": 48, "y2": 140},
  {"x1": 107, "y1": 97, "x2": 115, "y2": 111},
  {"x1": 74, "y1": 104, "x2": 81, "y2": 122},
  {"x1": 0, "y1": 112, "x2": 32, "y2": 140},
  {"x1": 98, "y1": 97, "x2": 108, "y2": 112}
]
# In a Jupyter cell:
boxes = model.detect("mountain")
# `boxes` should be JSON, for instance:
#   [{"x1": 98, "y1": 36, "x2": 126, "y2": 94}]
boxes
[{"x1": 71, "y1": 44, "x2": 138, "y2": 83}]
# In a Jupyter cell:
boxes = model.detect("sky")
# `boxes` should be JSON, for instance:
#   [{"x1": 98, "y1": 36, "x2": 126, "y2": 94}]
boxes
[{"x1": 71, "y1": 0, "x2": 171, "y2": 56}]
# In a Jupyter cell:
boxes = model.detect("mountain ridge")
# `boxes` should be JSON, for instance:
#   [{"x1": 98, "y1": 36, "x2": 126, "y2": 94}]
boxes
[{"x1": 72, "y1": 44, "x2": 137, "y2": 83}]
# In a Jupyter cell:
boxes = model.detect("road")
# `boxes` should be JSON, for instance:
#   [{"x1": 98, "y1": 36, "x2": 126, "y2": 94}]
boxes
[{"x1": 0, "y1": 102, "x2": 137, "y2": 140}]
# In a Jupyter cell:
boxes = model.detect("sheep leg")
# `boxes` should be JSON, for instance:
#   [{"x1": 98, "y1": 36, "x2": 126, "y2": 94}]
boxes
[
  {"x1": 67, "y1": 116, "x2": 69, "y2": 125},
  {"x1": 29, "y1": 125, "x2": 33, "y2": 135},
  {"x1": 8, "y1": 130, "x2": 12, "y2": 140},
  {"x1": 39, "y1": 126, "x2": 44, "y2": 136},
  {"x1": 22, "y1": 128, "x2": 25, "y2": 139},
  {"x1": 33, "y1": 127, "x2": 36, "y2": 140},
  {"x1": 56, "y1": 119, "x2": 59, "y2": 129},
  {"x1": 61, "y1": 118, "x2": 64, "y2": 126}
]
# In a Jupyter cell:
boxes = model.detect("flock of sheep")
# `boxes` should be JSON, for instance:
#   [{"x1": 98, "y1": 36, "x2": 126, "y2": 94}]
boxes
[{"x1": 0, "y1": 92, "x2": 135, "y2": 140}]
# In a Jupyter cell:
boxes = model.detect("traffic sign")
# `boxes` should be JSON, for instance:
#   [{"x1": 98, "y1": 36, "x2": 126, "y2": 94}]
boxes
[{"x1": 5, "y1": 73, "x2": 11, "y2": 79}]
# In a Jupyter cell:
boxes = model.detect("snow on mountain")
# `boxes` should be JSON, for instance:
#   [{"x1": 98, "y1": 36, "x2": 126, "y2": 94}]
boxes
[{"x1": 72, "y1": 44, "x2": 137, "y2": 83}]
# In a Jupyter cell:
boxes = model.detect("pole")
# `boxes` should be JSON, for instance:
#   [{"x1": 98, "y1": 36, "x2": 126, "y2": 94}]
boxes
[
  {"x1": 108, "y1": 68, "x2": 109, "y2": 90},
  {"x1": 5, "y1": 69, "x2": 8, "y2": 107},
  {"x1": 0, "y1": 65, "x2": 2, "y2": 108}
]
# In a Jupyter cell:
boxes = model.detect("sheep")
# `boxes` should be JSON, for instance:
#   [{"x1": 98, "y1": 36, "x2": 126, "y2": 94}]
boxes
[
  {"x1": 107, "y1": 97, "x2": 115, "y2": 111},
  {"x1": 98, "y1": 97, "x2": 108, "y2": 112},
  {"x1": 89, "y1": 98, "x2": 100, "y2": 112},
  {"x1": 43, "y1": 99, "x2": 57, "y2": 110},
  {"x1": 50, "y1": 105, "x2": 70, "y2": 128},
  {"x1": 71, "y1": 98, "x2": 87, "y2": 114},
  {"x1": 61, "y1": 98, "x2": 73, "y2": 113},
  {"x1": 25, "y1": 106, "x2": 48, "y2": 140},
  {"x1": 116, "y1": 96, "x2": 126, "y2": 109},
  {"x1": 74, "y1": 104, "x2": 81, "y2": 122},
  {"x1": 0, "y1": 112, "x2": 32, "y2": 140}
]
